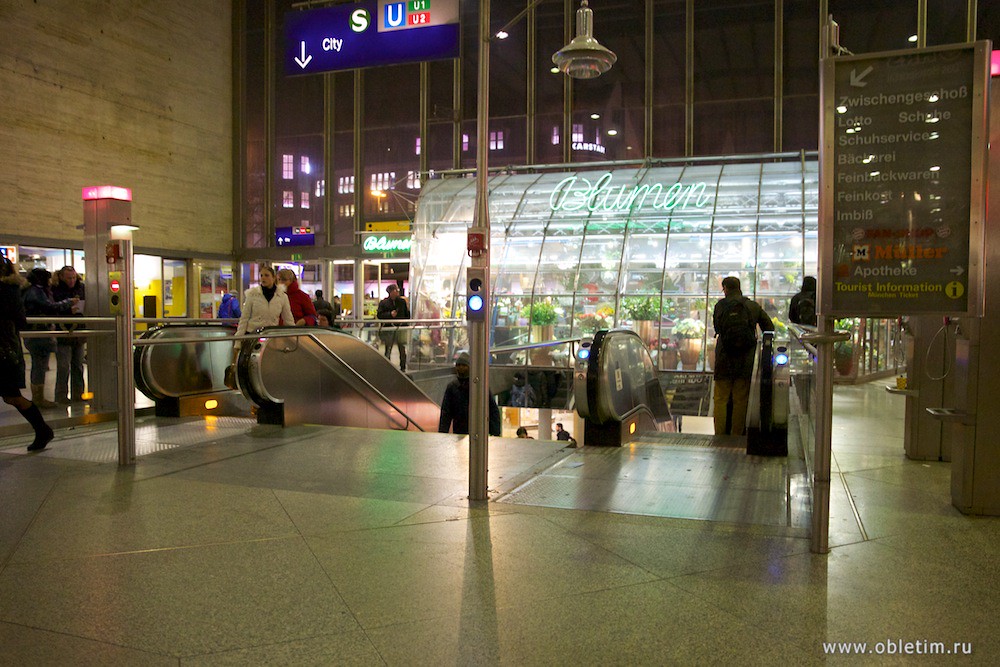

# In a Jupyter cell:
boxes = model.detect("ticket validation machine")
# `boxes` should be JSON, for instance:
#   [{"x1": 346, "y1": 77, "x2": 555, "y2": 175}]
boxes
[{"x1": 82, "y1": 186, "x2": 133, "y2": 412}]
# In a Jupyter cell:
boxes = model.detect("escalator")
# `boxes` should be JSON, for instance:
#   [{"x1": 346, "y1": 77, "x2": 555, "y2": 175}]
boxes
[
  {"x1": 576, "y1": 328, "x2": 789, "y2": 455},
  {"x1": 134, "y1": 324, "x2": 242, "y2": 416},
  {"x1": 235, "y1": 326, "x2": 440, "y2": 431},
  {"x1": 574, "y1": 329, "x2": 675, "y2": 446},
  {"x1": 135, "y1": 325, "x2": 441, "y2": 431}
]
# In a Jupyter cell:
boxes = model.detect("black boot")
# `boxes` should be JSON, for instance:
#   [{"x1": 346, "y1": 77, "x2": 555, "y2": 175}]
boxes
[{"x1": 18, "y1": 404, "x2": 54, "y2": 451}]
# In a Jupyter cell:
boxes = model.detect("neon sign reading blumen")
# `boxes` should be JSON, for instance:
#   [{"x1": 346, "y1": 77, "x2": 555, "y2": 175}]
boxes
[{"x1": 548, "y1": 172, "x2": 713, "y2": 213}]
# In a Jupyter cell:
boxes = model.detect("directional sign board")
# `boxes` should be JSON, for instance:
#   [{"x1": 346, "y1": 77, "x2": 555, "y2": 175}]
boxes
[
  {"x1": 820, "y1": 42, "x2": 990, "y2": 317},
  {"x1": 284, "y1": 0, "x2": 459, "y2": 77}
]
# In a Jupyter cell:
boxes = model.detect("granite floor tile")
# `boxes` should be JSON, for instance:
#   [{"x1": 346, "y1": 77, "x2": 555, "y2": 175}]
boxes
[
  {"x1": 0, "y1": 621, "x2": 177, "y2": 666},
  {"x1": 0, "y1": 538, "x2": 358, "y2": 658}
]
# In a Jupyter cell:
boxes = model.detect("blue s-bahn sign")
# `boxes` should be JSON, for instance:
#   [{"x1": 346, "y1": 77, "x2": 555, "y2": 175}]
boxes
[{"x1": 284, "y1": 0, "x2": 460, "y2": 76}]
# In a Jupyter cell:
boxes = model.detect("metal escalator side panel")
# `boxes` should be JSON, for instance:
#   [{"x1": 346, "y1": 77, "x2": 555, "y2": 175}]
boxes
[
  {"x1": 249, "y1": 327, "x2": 440, "y2": 431},
  {"x1": 585, "y1": 329, "x2": 671, "y2": 426},
  {"x1": 136, "y1": 325, "x2": 235, "y2": 399}
]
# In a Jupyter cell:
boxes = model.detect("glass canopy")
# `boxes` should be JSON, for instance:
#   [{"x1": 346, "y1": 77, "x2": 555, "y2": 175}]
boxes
[{"x1": 410, "y1": 158, "x2": 819, "y2": 371}]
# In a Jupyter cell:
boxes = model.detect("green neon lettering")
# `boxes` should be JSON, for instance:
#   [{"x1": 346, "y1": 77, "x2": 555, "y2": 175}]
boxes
[{"x1": 549, "y1": 172, "x2": 713, "y2": 214}]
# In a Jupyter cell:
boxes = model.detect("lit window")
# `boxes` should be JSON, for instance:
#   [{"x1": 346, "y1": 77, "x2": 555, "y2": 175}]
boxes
[
  {"x1": 315, "y1": 180, "x2": 325, "y2": 197},
  {"x1": 462, "y1": 134, "x2": 469, "y2": 151},
  {"x1": 415, "y1": 137, "x2": 421, "y2": 155},
  {"x1": 489, "y1": 131, "x2": 505, "y2": 150},
  {"x1": 572, "y1": 124, "x2": 584, "y2": 143},
  {"x1": 282, "y1": 155, "x2": 294, "y2": 180},
  {"x1": 407, "y1": 170, "x2": 422, "y2": 189},
  {"x1": 301, "y1": 192, "x2": 310, "y2": 209},
  {"x1": 300, "y1": 156, "x2": 311, "y2": 175},
  {"x1": 282, "y1": 191, "x2": 294, "y2": 208},
  {"x1": 551, "y1": 126, "x2": 560, "y2": 145}
]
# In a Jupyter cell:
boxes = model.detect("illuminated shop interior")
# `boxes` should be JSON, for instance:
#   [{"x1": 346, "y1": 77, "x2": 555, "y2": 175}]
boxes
[{"x1": 412, "y1": 157, "x2": 820, "y2": 372}]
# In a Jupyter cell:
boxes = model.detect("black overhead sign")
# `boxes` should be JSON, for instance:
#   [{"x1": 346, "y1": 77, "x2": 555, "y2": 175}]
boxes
[{"x1": 820, "y1": 42, "x2": 990, "y2": 317}]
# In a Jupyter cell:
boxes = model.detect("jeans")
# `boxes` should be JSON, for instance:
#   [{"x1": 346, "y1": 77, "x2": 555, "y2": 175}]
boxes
[
  {"x1": 24, "y1": 337, "x2": 56, "y2": 386},
  {"x1": 713, "y1": 377, "x2": 750, "y2": 436},
  {"x1": 56, "y1": 339, "x2": 87, "y2": 400}
]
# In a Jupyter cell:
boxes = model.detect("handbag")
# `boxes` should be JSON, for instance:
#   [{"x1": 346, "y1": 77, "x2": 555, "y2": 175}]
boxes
[{"x1": 224, "y1": 364, "x2": 238, "y2": 391}]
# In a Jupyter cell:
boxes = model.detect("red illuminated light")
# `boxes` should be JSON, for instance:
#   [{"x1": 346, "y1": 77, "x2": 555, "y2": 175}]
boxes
[
  {"x1": 110, "y1": 280, "x2": 121, "y2": 293},
  {"x1": 82, "y1": 185, "x2": 132, "y2": 201},
  {"x1": 993, "y1": 50, "x2": 1000, "y2": 77}
]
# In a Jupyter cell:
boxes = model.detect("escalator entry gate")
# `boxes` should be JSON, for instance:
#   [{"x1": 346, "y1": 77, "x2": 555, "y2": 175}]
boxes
[{"x1": 747, "y1": 332, "x2": 789, "y2": 457}]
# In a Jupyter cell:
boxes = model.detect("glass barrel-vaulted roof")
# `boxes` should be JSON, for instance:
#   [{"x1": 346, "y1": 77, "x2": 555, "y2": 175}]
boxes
[{"x1": 411, "y1": 158, "x2": 818, "y2": 372}]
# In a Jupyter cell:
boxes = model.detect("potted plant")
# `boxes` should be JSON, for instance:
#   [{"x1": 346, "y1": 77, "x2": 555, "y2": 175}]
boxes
[
  {"x1": 575, "y1": 311, "x2": 611, "y2": 335},
  {"x1": 672, "y1": 318, "x2": 706, "y2": 369},
  {"x1": 521, "y1": 301, "x2": 559, "y2": 365},
  {"x1": 658, "y1": 338, "x2": 679, "y2": 371},
  {"x1": 621, "y1": 296, "x2": 659, "y2": 344},
  {"x1": 834, "y1": 339, "x2": 855, "y2": 376}
]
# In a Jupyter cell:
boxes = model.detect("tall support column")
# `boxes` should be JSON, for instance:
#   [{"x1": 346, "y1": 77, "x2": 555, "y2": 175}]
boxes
[
  {"x1": 112, "y1": 227, "x2": 137, "y2": 466},
  {"x1": 644, "y1": 0, "x2": 654, "y2": 158},
  {"x1": 82, "y1": 187, "x2": 133, "y2": 413},
  {"x1": 469, "y1": 0, "x2": 492, "y2": 501},
  {"x1": 774, "y1": 0, "x2": 784, "y2": 152}
]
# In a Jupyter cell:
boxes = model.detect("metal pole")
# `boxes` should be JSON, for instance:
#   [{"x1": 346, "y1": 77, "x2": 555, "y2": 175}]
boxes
[
  {"x1": 113, "y1": 229, "x2": 137, "y2": 465},
  {"x1": 811, "y1": 317, "x2": 834, "y2": 554},
  {"x1": 469, "y1": 0, "x2": 492, "y2": 501}
]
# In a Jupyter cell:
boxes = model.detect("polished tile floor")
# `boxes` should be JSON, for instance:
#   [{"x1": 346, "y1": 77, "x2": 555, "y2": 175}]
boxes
[{"x1": 1, "y1": 380, "x2": 998, "y2": 664}]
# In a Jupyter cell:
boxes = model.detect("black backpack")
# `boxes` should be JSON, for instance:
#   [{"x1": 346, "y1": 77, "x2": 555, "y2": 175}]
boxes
[
  {"x1": 717, "y1": 297, "x2": 757, "y2": 353},
  {"x1": 796, "y1": 294, "x2": 817, "y2": 326}
]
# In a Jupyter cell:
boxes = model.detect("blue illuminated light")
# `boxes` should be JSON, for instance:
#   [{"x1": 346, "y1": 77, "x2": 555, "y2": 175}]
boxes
[
  {"x1": 468, "y1": 294, "x2": 484, "y2": 312},
  {"x1": 577, "y1": 348, "x2": 590, "y2": 360},
  {"x1": 774, "y1": 353, "x2": 789, "y2": 366}
]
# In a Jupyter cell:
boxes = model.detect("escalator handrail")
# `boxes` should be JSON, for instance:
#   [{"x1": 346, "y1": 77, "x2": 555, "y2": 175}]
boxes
[{"x1": 268, "y1": 330, "x2": 430, "y2": 432}]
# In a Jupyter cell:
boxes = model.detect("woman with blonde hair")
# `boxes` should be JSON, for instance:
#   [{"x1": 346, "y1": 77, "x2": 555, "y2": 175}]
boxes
[{"x1": 235, "y1": 265, "x2": 294, "y2": 336}]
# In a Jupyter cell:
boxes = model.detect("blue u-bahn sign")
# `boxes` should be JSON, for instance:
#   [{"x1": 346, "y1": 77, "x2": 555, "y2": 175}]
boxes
[{"x1": 284, "y1": 0, "x2": 460, "y2": 76}]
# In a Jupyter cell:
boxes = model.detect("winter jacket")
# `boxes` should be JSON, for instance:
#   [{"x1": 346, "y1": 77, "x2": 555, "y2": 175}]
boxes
[
  {"x1": 285, "y1": 280, "x2": 317, "y2": 326},
  {"x1": 51, "y1": 278, "x2": 86, "y2": 342},
  {"x1": 438, "y1": 376, "x2": 502, "y2": 436},
  {"x1": 217, "y1": 293, "x2": 241, "y2": 319},
  {"x1": 235, "y1": 284, "x2": 294, "y2": 336},
  {"x1": 1, "y1": 273, "x2": 27, "y2": 371},
  {"x1": 22, "y1": 284, "x2": 74, "y2": 331}
]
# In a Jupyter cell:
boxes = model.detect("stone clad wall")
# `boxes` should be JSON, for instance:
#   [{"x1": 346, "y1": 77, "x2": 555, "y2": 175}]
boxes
[{"x1": 0, "y1": 0, "x2": 232, "y2": 255}]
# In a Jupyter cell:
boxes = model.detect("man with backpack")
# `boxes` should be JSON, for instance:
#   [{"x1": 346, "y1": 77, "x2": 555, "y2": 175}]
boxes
[
  {"x1": 712, "y1": 276, "x2": 774, "y2": 436},
  {"x1": 788, "y1": 276, "x2": 817, "y2": 326}
]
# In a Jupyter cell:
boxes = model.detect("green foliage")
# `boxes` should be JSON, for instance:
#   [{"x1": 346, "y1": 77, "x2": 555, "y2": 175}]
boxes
[
  {"x1": 620, "y1": 296, "x2": 659, "y2": 321},
  {"x1": 672, "y1": 318, "x2": 706, "y2": 339},
  {"x1": 520, "y1": 300, "x2": 558, "y2": 326},
  {"x1": 835, "y1": 339, "x2": 854, "y2": 358}
]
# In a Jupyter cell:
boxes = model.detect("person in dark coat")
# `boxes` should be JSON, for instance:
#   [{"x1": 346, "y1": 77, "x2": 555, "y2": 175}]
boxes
[
  {"x1": 712, "y1": 276, "x2": 773, "y2": 436},
  {"x1": 377, "y1": 284, "x2": 410, "y2": 371},
  {"x1": 438, "y1": 352, "x2": 501, "y2": 436},
  {"x1": 788, "y1": 276, "x2": 817, "y2": 326},
  {"x1": 22, "y1": 267, "x2": 77, "y2": 408},
  {"x1": 50, "y1": 266, "x2": 87, "y2": 403},
  {"x1": 312, "y1": 289, "x2": 332, "y2": 314},
  {"x1": 0, "y1": 257, "x2": 54, "y2": 451}
]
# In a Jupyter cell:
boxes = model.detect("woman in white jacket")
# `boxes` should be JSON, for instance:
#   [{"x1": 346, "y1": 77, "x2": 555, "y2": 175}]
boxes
[{"x1": 235, "y1": 265, "x2": 295, "y2": 336}]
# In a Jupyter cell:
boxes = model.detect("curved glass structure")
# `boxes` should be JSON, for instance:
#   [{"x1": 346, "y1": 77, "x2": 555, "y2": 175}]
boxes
[{"x1": 411, "y1": 157, "x2": 819, "y2": 371}]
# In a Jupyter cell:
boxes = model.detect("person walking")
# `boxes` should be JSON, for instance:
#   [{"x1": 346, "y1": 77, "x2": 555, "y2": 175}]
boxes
[
  {"x1": 234, "y1": 266, "x2": 295, "y2": 337},
  {"x1": 712, "y1": 276, "x2": 774, "y2": 436},
  {"x1": 438, "y1": 352, "x2": 501, "y2": 436},
  {"x1": 312, "y1": 289, "x2": 332, "y2": 314},
  {"x1": 276, "y1": 269, "x2": 317, "y2": 326},
  {"x1": 51, "y1": 266, "x2": 87, "y2": 404},
  {"x1": 0, "y1": 257, "x2": 54, "y2": 451},
  {"x1": 217, "y1": 292, "x2": 241, "y2": 320},
  {"x1": 377, "y1": 284, "x2": 410, "y2": 372},
  {"x1": 22, "y1": 268, "x2": 77, "y2": 408},
  {"x1": 788, "y1": 275, "x2": 817, "y2": 326}
]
